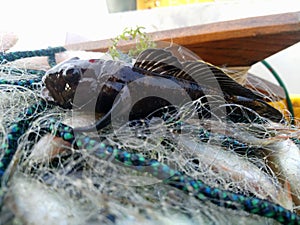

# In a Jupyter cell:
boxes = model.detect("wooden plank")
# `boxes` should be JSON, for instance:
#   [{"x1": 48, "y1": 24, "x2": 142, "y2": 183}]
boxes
[{"x1": 65, "y1": 11, "x2": 300, "y2": 67}]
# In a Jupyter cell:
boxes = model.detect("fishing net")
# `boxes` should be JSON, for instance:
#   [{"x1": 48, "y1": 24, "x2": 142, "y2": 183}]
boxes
[{"x1": 0, "y1": 40, "x2": 299, "y2": 225}]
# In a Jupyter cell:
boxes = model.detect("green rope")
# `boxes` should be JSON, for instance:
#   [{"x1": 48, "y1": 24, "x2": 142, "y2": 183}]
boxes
[
  {"x1": 261, "y1": 60, "x2": 295, "y2": 125},
  {"x1": 40, "y1": 119, "x2": 300, "y2": 224},
  {"x1": 0, "y1": 46, "x2": 66, "y2": 64},
  {"x1": 0, "y1": 67, "x2": 45, "y2": 76}
]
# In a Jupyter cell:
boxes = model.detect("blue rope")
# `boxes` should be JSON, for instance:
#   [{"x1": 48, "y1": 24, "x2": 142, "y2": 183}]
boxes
[
  {"x1": 38, "y1": 118, "x2": 300, "y2": 225},
  {"x1": 0, "y1": 46, "x2": 67, "y2": 88},
  {"x1": 0, "y1": 47, "x2": 299, "y2": 224},
  {"x1": 0, "y1": 77, "x2": 42, "y2": 89},
  {"x1": 0, "y1": 46, "x2": 66, "y2": 64},
  {"x1": 0, "y1": 100, "x2": 299, "y2": 224},
  {"x1": 0, "y1": 46, "x2": 66, "y2": 178},
  {"x1": 0, "y1": 100, "x2": 50, "y2": 179},
  {"x1": 0, "y1": 67, "x2": 45, "y2": 76}
]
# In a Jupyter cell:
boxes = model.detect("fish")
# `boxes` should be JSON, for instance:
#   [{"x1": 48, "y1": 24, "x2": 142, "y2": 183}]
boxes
[
  {"x1": 263, "y1": 138, "x2": 300, "y2": 213},
  {"x1": 177, "y1": 135, "x2": 293, "y2": 210},
  {"x1": 5, "y1": 174, "x2": 89, "y2": 225},
  {"x1": 42, "y1": 48, "x2": 284, "y2": 131}
]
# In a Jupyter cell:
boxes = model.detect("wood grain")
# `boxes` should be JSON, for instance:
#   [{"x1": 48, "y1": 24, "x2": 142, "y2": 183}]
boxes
[{"x1": 65, "y1": 11, "x2": 300, "y2": 67}]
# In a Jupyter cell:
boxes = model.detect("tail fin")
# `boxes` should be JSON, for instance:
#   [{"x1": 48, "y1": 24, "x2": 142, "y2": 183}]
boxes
[{"x1": 227, "y1": 96, "x2": 284, "y2": 123}]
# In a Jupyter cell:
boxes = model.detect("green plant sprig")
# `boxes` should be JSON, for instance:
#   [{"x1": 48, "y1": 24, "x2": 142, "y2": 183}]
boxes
[{"x1": 108, "y1": 26, "x2": 155, "y2": 60}]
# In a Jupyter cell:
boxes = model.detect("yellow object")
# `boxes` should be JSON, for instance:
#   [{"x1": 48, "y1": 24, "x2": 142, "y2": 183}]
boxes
[
  {"x1": 137, "y1": 0, "x2": 214, "y2": 10},
  {"x1": 290, "y1": 94, "x2": 300, "y2": 124},
  {"x1": 269, "y1": 94, "x2": 300, "y2": 125}
]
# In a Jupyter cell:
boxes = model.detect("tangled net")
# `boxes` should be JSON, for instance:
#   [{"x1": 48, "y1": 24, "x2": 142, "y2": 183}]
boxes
[{"x1": 0, "y1": 46, "x2": 299, "y2": 225}]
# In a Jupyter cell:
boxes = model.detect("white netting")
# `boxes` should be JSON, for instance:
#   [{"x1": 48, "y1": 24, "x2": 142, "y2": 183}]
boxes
[{"x1": 0, "y1": 44, "x2": 298, "y2": 225}]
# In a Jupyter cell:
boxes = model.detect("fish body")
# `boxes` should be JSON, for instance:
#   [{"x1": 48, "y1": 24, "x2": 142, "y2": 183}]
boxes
[
  {"x1": 178, "y1": 135, "x2": 293, "y2": 210},
  {"x1": 265, "y1": 139, "x2": 300, "y2": 211},
  {"x1": 42, "y1": 48, "x2": 283, "y2": 131}
]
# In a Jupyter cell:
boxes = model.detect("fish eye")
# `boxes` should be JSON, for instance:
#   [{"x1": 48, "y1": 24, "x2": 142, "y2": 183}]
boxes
[{"x1": 63, "y1": 68, "x2": 81, "y2": 83}]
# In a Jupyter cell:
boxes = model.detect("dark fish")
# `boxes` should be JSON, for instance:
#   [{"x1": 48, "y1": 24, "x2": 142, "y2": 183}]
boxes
[{"x1": 42, "y1": 48, "x2": 284, "y2": 131}]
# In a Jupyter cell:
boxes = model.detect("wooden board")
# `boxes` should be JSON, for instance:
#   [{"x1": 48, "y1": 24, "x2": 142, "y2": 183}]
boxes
[{"x1": 65, "y1": 11, "x2": 300, "y2": 67}]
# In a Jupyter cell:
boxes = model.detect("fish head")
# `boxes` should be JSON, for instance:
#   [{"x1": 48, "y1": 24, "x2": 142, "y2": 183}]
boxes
[{"x1": 42, "y1": 57, "x2": 94, "y2": 109}]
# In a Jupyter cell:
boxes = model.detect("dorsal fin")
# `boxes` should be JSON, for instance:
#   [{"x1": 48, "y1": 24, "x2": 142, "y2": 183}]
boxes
[
  {"x1": 181, "y1": 60, "x2": 263, "y2": 100},
  {"x1": 133, "y1": 48, "x2": 183, "y2": 76},
  {"x1": 133, "y1": 48, "x2": 200, "y2": 81},
  {"x1": 134, "y1": 48, "x2": 262, "y2": 100}
]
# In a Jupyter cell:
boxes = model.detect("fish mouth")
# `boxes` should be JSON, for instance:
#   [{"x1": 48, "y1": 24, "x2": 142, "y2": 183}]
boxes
[{"x1": 42, "y1": 73, "x2": 77, "y2": 109}]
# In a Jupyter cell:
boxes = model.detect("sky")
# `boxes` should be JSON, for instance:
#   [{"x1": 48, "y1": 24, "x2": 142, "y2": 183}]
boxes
[{"x1": 0, "y1": 0, "x2": 109, "y2": 49}]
